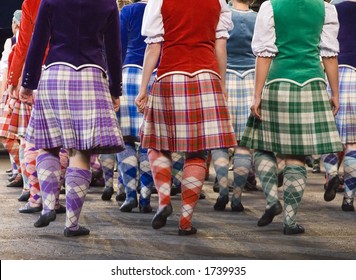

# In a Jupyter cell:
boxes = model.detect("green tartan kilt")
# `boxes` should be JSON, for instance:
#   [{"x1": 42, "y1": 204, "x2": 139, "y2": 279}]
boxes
[{"x1": 240, "y1": 81, "x2": 343, "y2": 155}]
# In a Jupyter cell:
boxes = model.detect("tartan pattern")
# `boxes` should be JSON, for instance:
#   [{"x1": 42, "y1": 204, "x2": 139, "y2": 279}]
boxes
[
  {"x1": 179, "y1": 158, "x2": 206, "y2": 230},
  {"x1": 148, "y1": 150, "x2": 172, "y2": 208},
  {"x1": 117, "y1": 65, "x2": 156, "y2": 137},
  {"x1": 332, "y1": 66, "x2": 356, "y2": 144},
  {"x1": 140, "y1": 72, "x2": 237, "y2": 152},
  {"x1": 36, "y1": 153, "x2": 62, "y2": 214},
  {"x1": 25, "y1": 65, "x2": 124, "y2": 154},
  {"x1": 344, "y1": 150, "x2": 356, "y2": 204},
  {"x1": 241, "y1": 81, "x2": 342, "y2": 155},
  {"x1": 211, "y1": 149, "x2": 230, "y2": 197},
  {"x1": 283, "y1": 165, "x2": 306, "y2": 228},
  {"x1": 226, "y1": 69, "x2": 254, "y2": 141},
  {"x1": 254, "y1": 150, "x2": 279, "y2": 208},
  {"x1": 232, "y1": 153, "x2": 251, "y2": 204},
  {"x1": 0, "y1": 88, "x2": 32, "y2": 139},
  {"x1": 65, "y1": 167, "x2": 91, "y2": 230}
]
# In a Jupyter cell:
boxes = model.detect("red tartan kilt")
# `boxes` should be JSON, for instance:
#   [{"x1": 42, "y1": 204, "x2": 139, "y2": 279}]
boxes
[{"x1": 140, "y1": 72, "x2": 237, "y2": 152}]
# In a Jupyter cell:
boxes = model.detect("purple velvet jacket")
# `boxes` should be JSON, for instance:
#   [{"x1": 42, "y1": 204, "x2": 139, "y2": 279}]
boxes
[
  {"x1": 335, "y1": 1, "x2": 356, "y2": 68},
  {"x1": 22, "y1": 0, "x2": 122, "y2": 97}
]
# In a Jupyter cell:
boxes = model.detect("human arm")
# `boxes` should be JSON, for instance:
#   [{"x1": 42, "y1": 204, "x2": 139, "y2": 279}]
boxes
[
  {"x1": 21, "y1": 0, "x2": 51, "y2": 91},
  {"x1": 8, "y1": 0, "x2": 36, "y2": 88},
  {"x1": 322, "y1": 57, "x2": 339, "y2": 116},
  {"x1": 119, "y1": 6, "x2": 129, "y2": 63},
  {"x1": 135, "y1": 42, "x2": 161, "y2": 113},
  {"x1": 251, "y1": 57, "x2": 272, "y2": 120},
  {"x1": 250, "y1": 1, "x2": 276, "y2": 120},
  {"x1": 104, "y1": 3, "x2": 123, "y2": 109},
  {"x1": 215, "y1": 38, "x2": 228, "y2": 99}
]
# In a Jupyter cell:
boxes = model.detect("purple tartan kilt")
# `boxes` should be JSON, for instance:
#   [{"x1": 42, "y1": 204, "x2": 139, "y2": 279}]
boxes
[
  {"x1": 140, "y1": 72, "x2": 237, "y2": 152},
  {"x1": 333, "y1": 65, "x2": 356, "y2": 144},
  {"x1": 25, "y1": 65, "x2": 124, "y2": 154}
]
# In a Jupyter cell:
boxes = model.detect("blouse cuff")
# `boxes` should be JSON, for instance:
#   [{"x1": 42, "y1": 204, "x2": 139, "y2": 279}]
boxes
[
  {"x1": 320, "y1": 49, "x2": 338, "y2": 58},
  {"x1": 254, "y1": 51, "x2": 276, "y2": 58},
  {"x1": 216, "y1": 30, "x2": 230, "y2": 39},
  {"x1": 144, "y1": 35, "x2": 164, "y2": 44}
]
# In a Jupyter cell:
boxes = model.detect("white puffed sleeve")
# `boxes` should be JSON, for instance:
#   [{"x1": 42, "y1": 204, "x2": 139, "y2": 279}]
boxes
[
  {"x1": 141, "y1": 0, "x2": 165, "y2": 44},
  {"x1": 319, "y1": 2, "x2": 339, "y2": 57},
  {"x1": 251, "y1": 1, "x2": 278, "y2": 57},
  {"x1": 216, "y1": 0, "x2": 234, "y2": 39}
]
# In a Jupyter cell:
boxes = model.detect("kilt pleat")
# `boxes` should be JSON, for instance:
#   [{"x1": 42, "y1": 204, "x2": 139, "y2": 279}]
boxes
[
  {"x1": 240, "y1": 81, "x2": 342, "y2": 155},
  {"x1": 117, "y1": 65, "x2": 156, "y2": 138},
  {"x1": 0, "y1": 88, "x2": 32, "y2": 139},
  {"x1": 140, "y1": 72, "x2": 237, "y2": 152},
  {"x1": 226, "y1": 69, "x2": 254, "y2": 141},
  {"x1": 25, "y1": 65, "x2": 124, "y2": 154},
  {"x1": 332, "y1": 66, "x2": 356, "y2": 144}
]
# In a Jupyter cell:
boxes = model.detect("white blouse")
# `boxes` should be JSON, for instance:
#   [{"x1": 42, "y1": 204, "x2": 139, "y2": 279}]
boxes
[
  {"x1": 252, "y1": 1, "x2": 339, "y2": 58},
  {"x1": 141, "y1": 0, "x2": 233, "y2": 44}
]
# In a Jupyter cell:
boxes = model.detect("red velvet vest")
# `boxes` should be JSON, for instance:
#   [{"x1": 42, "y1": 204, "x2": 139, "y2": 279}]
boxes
[{"x1": 157, "y1": 0, "x2": 221, "y2": 79}]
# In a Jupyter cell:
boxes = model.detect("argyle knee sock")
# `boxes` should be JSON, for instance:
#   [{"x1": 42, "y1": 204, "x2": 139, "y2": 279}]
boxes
[
  {"x1": 172, "y1": 152, "x2": 184, "y2": 189},
  {"x1": 253, "y1": 150, "x2": 279, "y2": 209},
  {"x1": 36, "y1": 152, "x2": 61, "y2": 214},
  {"x1": 25, "y1": 144, "x2": 41, "y2": 207},
  {"x1": 211, "y1": 149, "x2": 229, "y2": 197},
  {"x1": 3, "y1": 138, "x2": 21, "y2": 176},
  {"x1": 139, "y1": 146, "x2": 153, "y2": 206},
  {"x1": 321, "y1": 153, "x2": 339, "y2": 178},
  {"x1": 65, "y1": 167, "x2": 91, "y2": 230},
  {"x1": 232, "y1": 153, "x2": 251, "y2": 205},
  {"x1": 343, "y1": 150, "x2": 356, "y2": 205},
  {"x1": 117, "y1": 144, "x2": 138, "y2": 201},
  {"x1": 19, "y1": 140, "x2": 30, "y2": 191},
  {"x1": 9, "y1": 154, "x2": 18, "y2": 175},
  {"x1": 56, "y1": 149, "x2": 69, "y2": 207},
  {"x1": 99, "y1": 153, "x2": 116, "y2": 188},
  {"x1": 283, "y1": 165, "x2": 307, "y2": 228},
  {"x1": 148, "y1": 149, "x2": 172, "y2": 210},
  {"x1": 90, "y1": 154, "x2": 102, "y2": 173},
  {"x1": 179, "y1": 157, "x2": 206, "y2": 230}
]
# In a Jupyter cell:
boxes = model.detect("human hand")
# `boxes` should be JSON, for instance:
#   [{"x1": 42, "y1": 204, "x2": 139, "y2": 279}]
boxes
[
  {"x1": 330, "y1": 95, "x2": 339, "y2": 116},
  {"x1": 135, "y1": 92, "x2": 148, "y2": 113},
  {"x1": 112, "y1": 96, "x2": 120, "y2": 112},
  {"x1": 19, "y1": 86, "x2": 34, "y2": 105},
  {"x1": 250, "y1": 96, "x2": 262, "y2": 120}
]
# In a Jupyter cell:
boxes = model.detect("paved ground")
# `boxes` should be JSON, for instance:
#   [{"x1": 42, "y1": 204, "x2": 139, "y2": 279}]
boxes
[{"x1": 0, "y1": 153, "x2": 356, "y2": 260}]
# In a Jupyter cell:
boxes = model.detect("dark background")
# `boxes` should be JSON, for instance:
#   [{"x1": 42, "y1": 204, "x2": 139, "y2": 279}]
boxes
[{"x1": 0, "y1": 0, "x2": 23, "y2": 53}]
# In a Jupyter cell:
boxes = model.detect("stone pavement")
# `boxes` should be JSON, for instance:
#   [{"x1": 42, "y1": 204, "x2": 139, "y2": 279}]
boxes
[{"x1": 0, "y1": 154, "x2": 356, "y2": 260}]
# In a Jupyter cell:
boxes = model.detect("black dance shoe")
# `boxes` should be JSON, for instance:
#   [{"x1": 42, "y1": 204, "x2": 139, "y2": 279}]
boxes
[
  {"x1": 19, "y1": 203, "x2": 42, "y2": 213},
  {"x1": 6, "y1": 176, "x2": 23, "y2": 188},
  {"x1": 119, "y1": 197, "x2": 138, "y2": 212},
  {"x1": 101, "y1": 186, "x2": 114, "y2": 201},
  {"x1": 18, "y1": 190, "x2": 30, "y2": 202},
  {"x1": 115, "y1": 192, "x2": 126, "y2": 202},
  {"x1": 342, "y1": 198, "x2": 354, "y2": 212},
  {"x1": 34, "y1": 210, "x2": 56, "y2": 228},
  {"x1": 139, "y1": 204, "x2": 153, "y2": 213},
  {"x1": 324, "y1": 175, "x2": 340, "y2": 202},
  {"x1": 231, "y1": 201, "x2": 244, "y2": 212},
  {"x1": 213, "y1": 195, "x2": 229, "y2": 211},
  {"x1": 283, "y1": 224, "x2": 305, "y2": 235},
  {"x1": 64, "y1": 226, "x2": 90, "y2": 237},
  {"x1": 257, "y1": 201, "x2": 282, "y2": 227},
  {"x1": 151, "y1": 204, "x2": 173, "y2": 229},
  {"x1": 178, "y1": 226, "x2": 197, "y2": 236},
  {"x1": 55, "y1": 204, "x2": 66, "y2": 214}
]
